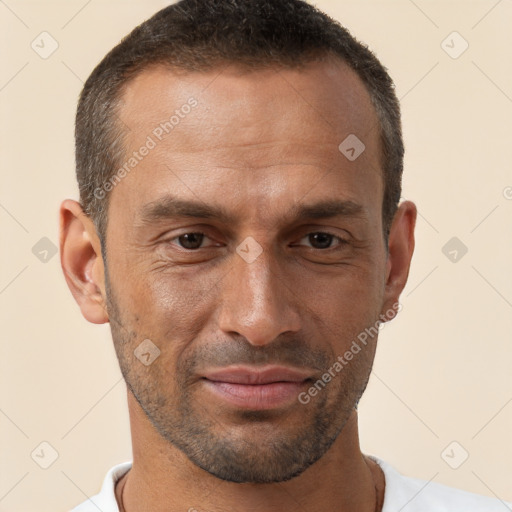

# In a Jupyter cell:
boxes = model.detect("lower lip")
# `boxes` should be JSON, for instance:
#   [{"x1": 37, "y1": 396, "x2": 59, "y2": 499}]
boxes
[{"x1": 202, "y1": 379, "x2": 307, "y2": 410}]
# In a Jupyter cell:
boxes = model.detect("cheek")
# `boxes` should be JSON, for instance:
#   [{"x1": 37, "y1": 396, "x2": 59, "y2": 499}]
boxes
[
  {"x1": 115, "y1": 242, "x2": 385, "y2": 349},
  {"x1": 302, "y1": 267, "x2": 385, "y2": 348},
  {"x1": 298, "y1": 262, "x2": 383, "y2": 312},
  {"x1": 122, "y1": 268, "x2": 215, "y2": 349}
]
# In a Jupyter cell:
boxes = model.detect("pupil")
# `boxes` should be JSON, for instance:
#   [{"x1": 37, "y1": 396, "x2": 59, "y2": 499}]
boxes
[
  {"x1": 179, "y1": 233, "x2": 203, "y2": 249},
  {"x1": 310, "y1": 233, "x2": 332, "y2": 249}
]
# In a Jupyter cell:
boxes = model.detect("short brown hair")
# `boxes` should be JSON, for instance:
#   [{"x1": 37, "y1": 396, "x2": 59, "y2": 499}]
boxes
[{"x1": 75, "y1": 0, "x2": 403, "y2": 251}]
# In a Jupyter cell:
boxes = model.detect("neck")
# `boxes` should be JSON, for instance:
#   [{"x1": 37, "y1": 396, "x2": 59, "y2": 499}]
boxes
[{"x1": 117, "y1": 391, "x2": 385, "y2": 512}]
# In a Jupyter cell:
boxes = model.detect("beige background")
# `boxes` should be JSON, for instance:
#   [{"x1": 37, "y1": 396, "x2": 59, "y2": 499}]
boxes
[{"x1": 1, "y1": 1, "x2": 511, "y2": 510}]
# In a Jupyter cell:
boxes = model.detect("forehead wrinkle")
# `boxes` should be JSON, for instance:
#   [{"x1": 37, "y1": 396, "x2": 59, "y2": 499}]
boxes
[{"x1": 116, "y1": 62, "x2": 378, "y2": 161}]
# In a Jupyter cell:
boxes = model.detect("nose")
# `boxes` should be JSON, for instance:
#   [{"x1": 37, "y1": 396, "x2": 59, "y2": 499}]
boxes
[{"x1": 216, "y1": 241, "x2": 302, "y2": 346}]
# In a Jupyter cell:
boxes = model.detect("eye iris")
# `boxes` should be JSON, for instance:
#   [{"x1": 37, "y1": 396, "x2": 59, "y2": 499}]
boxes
[
  {"x1": 179, "y1": 233, "x2": 204, "y2": 249},
  {"x1": 176, "y1": 233, "x2": 336, "y2": 250},
  {"x1": 309, "y1": 232, "x2": 333, "y2": 249}
]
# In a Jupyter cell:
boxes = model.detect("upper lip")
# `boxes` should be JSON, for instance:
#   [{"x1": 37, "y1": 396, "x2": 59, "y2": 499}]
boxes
[{"x1": 202, "y1": 365, "x2": 313, "y2": 385}]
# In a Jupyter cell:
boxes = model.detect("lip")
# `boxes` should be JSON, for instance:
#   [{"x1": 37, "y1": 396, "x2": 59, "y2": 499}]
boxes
[
  {"x1": 200, "y1": 365, "x2": 313, "y2": 410},
  {"x1": 202, "y1": 365, "x2": 313, "y2": 384}
]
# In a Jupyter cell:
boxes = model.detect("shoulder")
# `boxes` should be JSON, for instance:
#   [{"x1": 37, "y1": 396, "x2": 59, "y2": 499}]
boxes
[
  {"x1": 69, "y1": 461, "x2": 132, "y2": 512},
  {"x1": 369, "y1": 455, "x2": 512, "y2": 512}
]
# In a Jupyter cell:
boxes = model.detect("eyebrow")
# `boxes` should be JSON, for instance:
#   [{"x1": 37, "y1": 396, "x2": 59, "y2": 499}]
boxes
[{"x1": 137, "y1": 194, "x2": 367, "y2": 226}]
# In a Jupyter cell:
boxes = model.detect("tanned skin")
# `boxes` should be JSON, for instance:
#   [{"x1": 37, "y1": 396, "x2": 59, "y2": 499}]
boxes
[{"x1": 60, "y1": 56, "x2": 416, "y2": 512}]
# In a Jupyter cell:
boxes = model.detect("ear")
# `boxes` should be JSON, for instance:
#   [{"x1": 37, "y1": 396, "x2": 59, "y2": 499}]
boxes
[
  {"x1": 59, "y1": 199, "x2": 109, "y2": 324},
  {"x1": 380, "y1": 200, "x2": 417, "y2": 319}
]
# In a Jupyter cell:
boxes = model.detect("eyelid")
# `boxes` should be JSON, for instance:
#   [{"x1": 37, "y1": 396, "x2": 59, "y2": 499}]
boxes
[
  {"x1": 165, "y1": 229, "x2": 349, "y2": 251},
  {"x1": 166, "y1": 231, "x2": 218, "y2": 249},
  {"x1": 294, "y1": 230, "x2": 349, "y2": 249}
]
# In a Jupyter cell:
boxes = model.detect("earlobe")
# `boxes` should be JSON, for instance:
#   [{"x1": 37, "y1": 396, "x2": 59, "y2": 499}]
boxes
[
  {"x1": 381, "y1": 200, "x2": 417, "y2": 317},
  {"x1": 59, "y1": 199, "x2": 109, "y2": 324}
]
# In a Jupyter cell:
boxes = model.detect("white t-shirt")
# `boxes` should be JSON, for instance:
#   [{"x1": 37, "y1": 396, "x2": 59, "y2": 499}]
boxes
[{"x1": 70, "y1": 455, "x2": 512, "y2": 511}]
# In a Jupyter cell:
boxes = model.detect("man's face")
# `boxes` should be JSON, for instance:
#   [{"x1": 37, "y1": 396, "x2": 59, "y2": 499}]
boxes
[{"x1": 104, "y1": 58, "x2": 391, "y2": 483}]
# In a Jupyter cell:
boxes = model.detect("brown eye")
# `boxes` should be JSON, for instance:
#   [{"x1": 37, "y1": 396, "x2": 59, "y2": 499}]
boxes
[
  {"x1": 299, "y1": 232, "x2": 348, "y2": 250},
  {"x1": 308, "y1": 232, "x2": 334, "y2": 249},
  {"x1": 176, "y1": 232, "x2": 206, "y2": 250}
]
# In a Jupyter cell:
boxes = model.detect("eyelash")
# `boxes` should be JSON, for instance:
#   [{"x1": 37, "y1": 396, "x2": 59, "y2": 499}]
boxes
[{"x1": 166, "y1": 231, "x2": 349, "y2": 251}]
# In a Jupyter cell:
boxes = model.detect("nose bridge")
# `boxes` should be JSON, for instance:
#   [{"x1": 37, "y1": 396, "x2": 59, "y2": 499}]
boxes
[{"x1": 217, "y1": 240, "x2": 301, "y2": 346}]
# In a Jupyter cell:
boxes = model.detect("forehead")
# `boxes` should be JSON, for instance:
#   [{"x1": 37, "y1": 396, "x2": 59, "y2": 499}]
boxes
[
  {"x1": 109, "y1": 57, "x2": 383, "y2": 232},
  {"x1": 118, "y1": 57, "x2": 380, "y2": 151}
]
